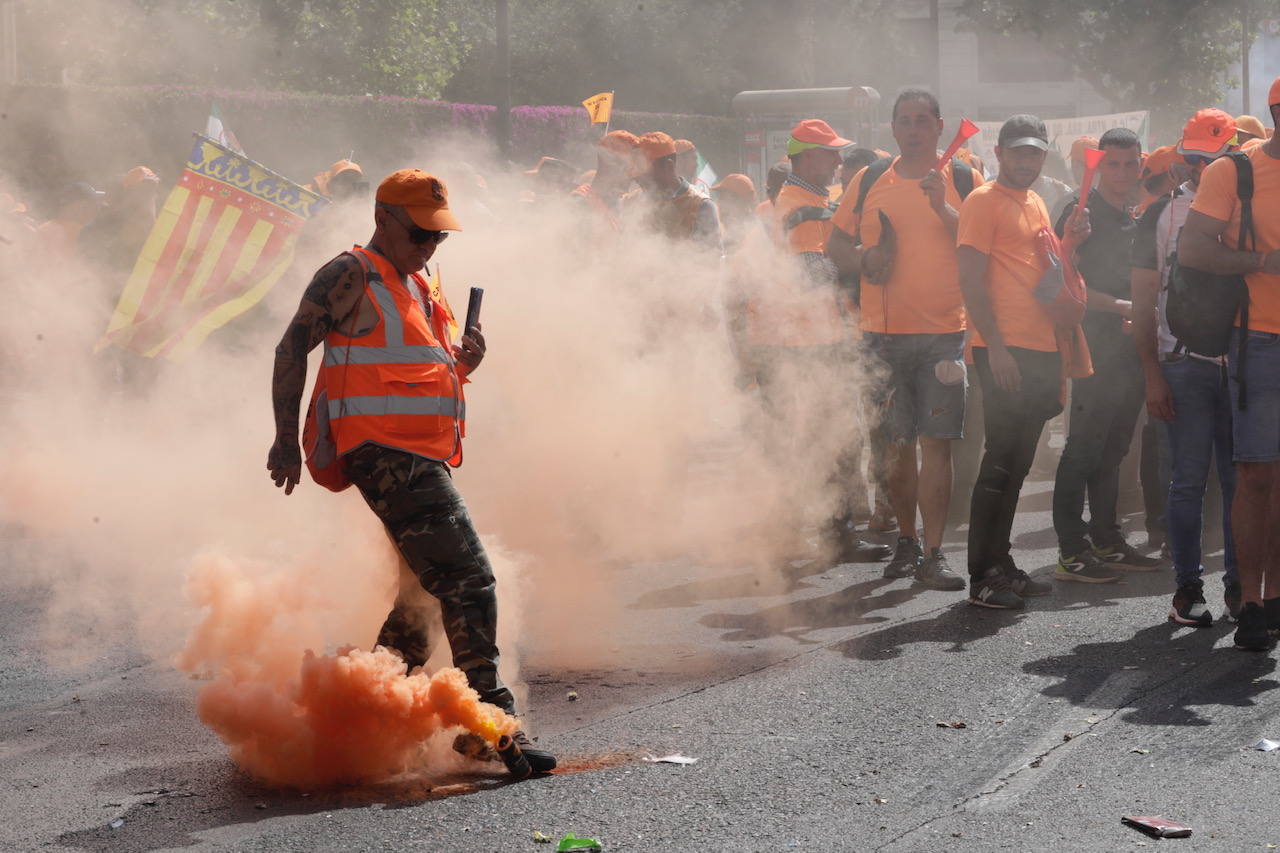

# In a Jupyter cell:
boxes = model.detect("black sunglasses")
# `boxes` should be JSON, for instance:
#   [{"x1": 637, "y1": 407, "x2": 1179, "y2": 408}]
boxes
[{"x1": 391, "y1": 210, "x2": 449, "y2": 245}]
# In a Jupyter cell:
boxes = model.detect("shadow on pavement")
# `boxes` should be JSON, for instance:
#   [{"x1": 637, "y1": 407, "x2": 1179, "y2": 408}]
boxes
[
  {"x1": 698, "y1": 576, "x2": 927, "y2": 645},
  {"x1": 1024, "y1": 622, "x2": 1280, "y2": 727},
  {"x1": 629, "y1": 555, "x2": 845, "y2": 611},
  {"x1": 835, "y1": 599, "x2": 1024, "y2": 661}
]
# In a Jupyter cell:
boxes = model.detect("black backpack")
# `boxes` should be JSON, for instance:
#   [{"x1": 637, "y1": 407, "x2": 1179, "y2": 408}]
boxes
[
  {"x1": 841, "y1": 157, "x2": 976, "y2": 304},
  {"x1": 1165, "y1": 151, "x2": 1255, "y2": 405}
]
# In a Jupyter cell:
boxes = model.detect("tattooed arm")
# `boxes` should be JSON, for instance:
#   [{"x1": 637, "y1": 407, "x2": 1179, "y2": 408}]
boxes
[{"x1": 267, "y1": 253, "x2": 364, "y2": 494}]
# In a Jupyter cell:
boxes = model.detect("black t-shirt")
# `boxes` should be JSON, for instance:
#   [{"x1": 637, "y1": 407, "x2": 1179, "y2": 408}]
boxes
[{"x1": 1055, "y1": 189, "x2": 1138, "y2": 360}]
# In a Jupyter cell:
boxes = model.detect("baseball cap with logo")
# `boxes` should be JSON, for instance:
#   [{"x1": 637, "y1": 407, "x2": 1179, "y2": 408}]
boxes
[
  {"x1": 376, "y1": 169, "x2": 462, "y2": 231},
  {"x1": 786, "y1": 119, "x2": 853, "y2": 156},
  {"x1": 998, "y1": 115, "x2": 1049, "y2": 151},
  {"x1": 1177, "y1": 109, "x2": 1238, "y2": 157}
]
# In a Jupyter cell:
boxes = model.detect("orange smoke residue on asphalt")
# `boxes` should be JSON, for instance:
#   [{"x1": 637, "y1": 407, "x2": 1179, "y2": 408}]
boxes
[{"x1": 179, "y1": 557, "x2": 516, "y2": 789}]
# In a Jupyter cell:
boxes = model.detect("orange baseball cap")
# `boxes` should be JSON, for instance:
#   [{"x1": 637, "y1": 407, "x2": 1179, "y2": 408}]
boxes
[
  {"x1": 674, "y1": 138, "x2": 696, "y2": 154},
  {"x1": 1069, "y1": 136, "x2": 1098, "y2": 163},
  {"x1": 1141, "y1": 145, "x2": 1178, "y2": 177},
  {"x1": 1270, "y1": 75, "x2": 1280, "y2": 107},
  {"x1": 637, "y1": 131, "x2": 678, "y2": 163},
  {"x1": 123, "y1": 166, "x2": 159, "y2": 188},
  {"x1": 376, "y1": 169, "x2": 461, "y2": 231},
  {"x1": 711, "y1": 173, "x2": 756, "y2": 200},
  {"x1": 1178, "y1": 109, "x2": 1237, "y2": 156},
  {"x1": 787, "y1": 119, "x2": 852, "y2": 155},
  {"x1": 598, "y1": 129, "x2": 639, "y2": 154}
]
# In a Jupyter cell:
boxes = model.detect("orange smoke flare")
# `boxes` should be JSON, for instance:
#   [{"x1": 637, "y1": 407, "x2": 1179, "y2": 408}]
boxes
[{"x1": 179, "y1": 558, "x2": 516, "y2": 789}]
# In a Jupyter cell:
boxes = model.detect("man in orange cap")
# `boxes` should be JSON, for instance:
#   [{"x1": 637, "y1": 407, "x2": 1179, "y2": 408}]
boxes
[
  {"x1": 570, "y1": 129, "x2": 639, "y2": 234},
  {"x1": 673, "y1": 138, "x2": 701, "y2": 186},
  {"x1": 628, "y1": 131, "x2": 721, "y2": 248},
  {"x1": 1179, "y1": 76, "x2": 1280, "y2": 649},
  {"x1": 710, "y1": 173, "x2": 756, "y2": 249},
  {"x1": 827, "y1": 88, "x2": 982, "y2": 591},
  {"x1": 309, "y1": 158, "x2": 367, "y2": 201},
  {"x1": 1132, "y1": 108, "x2": 1241, "y2": 629},
  {"x1": 267, "y1": 169, "x2": 556, "y2": 771},
  {"x1": 1137, "y1": 146, "x2": 1185, "y2": 213},
  {"x1": 770, "y1": 117, "x2": 892, "y2": 564},
  {"x1": 82, "y1": 166, "x2": 161, "y2": 278}
]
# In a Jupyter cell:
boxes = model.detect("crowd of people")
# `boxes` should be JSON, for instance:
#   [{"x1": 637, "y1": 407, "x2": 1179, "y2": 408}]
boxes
[{"x1": 550, "y1": 81, "x2": 1280, "y2": 652}]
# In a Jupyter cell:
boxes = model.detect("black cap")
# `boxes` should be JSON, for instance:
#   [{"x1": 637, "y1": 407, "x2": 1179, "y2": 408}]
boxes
[{"x1": 998, "y1": 114, "x2": 1049, "y2": 151}]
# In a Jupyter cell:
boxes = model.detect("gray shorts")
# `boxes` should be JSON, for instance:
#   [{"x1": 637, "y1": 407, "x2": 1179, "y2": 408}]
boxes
[{"x1": 864, "y1": 331, "x2": 967, "y2": 443}]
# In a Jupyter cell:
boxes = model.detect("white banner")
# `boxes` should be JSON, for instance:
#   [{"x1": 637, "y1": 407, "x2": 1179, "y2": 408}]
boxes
[{"x1": 966, "y1": 110, "x2": 1150, "y2": 171}]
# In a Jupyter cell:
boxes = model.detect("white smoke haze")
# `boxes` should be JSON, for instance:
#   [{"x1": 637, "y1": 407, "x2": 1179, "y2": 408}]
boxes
[{"x1": 0, "y1": 117, "x2": 876, "y2": 784}]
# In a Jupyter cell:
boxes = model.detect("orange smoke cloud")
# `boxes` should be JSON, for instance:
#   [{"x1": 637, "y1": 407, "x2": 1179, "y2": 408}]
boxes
[{"x1": 179, "y1": 557, "x2": 516, "y2": 789}]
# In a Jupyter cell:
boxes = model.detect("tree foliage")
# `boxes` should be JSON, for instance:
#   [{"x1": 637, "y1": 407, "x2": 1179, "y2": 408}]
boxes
[{"x1": 958, "y1": 0, "x2": 1280, "y2": 138}]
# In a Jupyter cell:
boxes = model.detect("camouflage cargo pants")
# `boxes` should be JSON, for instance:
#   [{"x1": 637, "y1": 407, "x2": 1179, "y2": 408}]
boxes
[{"x1": 346, "y1": 444, "x2": 516, "y2": 714}]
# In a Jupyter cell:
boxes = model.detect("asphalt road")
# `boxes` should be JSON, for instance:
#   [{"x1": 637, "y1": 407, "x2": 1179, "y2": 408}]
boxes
[{"x1": 3, "y1": 472, "x2": 1277, "y2": 853}]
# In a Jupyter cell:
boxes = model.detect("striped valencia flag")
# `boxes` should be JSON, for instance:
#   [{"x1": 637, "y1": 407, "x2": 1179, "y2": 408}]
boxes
[{"x1": 98, "y1": 134, "x2": 327, "y2": 359}]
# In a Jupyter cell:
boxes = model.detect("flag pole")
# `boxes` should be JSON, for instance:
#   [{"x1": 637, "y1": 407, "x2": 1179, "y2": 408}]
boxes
[{"x1": 603, "y1": 90, "x2": 615, "y2": 135}]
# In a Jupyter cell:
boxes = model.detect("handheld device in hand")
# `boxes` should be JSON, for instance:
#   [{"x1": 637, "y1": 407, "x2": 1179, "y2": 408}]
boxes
[{"x1": 465, "y1": 287, "x2": 484, "y2": 336}]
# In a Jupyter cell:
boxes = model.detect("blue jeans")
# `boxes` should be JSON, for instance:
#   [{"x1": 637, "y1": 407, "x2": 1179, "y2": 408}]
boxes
[
  {"x1": 1161, "y1": 356, "x2": 1238, "y2": 588},
  {"x1": 863, "y1": 331, "x2": 967, "y2": 442}
]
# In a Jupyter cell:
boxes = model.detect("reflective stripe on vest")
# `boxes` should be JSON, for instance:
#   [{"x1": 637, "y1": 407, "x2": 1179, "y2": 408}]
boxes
[{"x1": 311, "y1": 245, "x2": 465, "y2": 466}]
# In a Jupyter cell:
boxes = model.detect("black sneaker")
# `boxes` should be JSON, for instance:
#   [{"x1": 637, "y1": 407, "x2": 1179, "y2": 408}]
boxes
[
  {"x1": 968, "y1": 567, "x2": 1025, "y2": 610},
  {"x1": 999, "y1": 555, "x2": 1051, "y2": 597},
  {"x1": 915, "y1": 549, "x2": 965, "y2": 591},
  {"x1": 1265, "y1": 597, "x2": 1280, "y2": 636},
  {"x1": 1092, "y1": 541, "x2": 1161, "y2": 571},
  {"x1": 1234, "y1": 602, "x2": 1275, "y2": 651},
  {"x1": 1055, "y1": 549, "x2": 1121, "y2": 584},
  {"x1": 511, "y1": 729, "x2": 557, "y2": 772},
  {"x1": 1168, "y1": 583, "x2": 1213, "y2": 627},
  {"x1": 883, "y1": 537, "x2": 923, "y2": 579},
  {"x1": 1224, "y1": 580, "x2": 1243, "y2": 623}
]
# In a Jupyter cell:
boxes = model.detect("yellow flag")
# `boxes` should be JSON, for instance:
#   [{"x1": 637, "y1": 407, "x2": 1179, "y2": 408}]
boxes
[{"x1": 582, "y1": 91, "x2": 614, "y2": 125}]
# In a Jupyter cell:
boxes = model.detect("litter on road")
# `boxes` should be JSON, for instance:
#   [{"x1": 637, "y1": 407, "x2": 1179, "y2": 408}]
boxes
[
  {"x1": 643, "y1": 754, "x2": 698, "y2": 765},
  {"x1": 1121, "y1": 816, "x2": 1192, "y2": 838},
  {"x1": 1253, "y1": 738, "x2": 1280, "y2": 751}
]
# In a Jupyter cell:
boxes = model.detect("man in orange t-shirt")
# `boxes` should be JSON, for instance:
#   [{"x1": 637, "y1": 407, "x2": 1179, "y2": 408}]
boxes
[
  {"x1": 956, "y1": 114, "x2": 1092, "y2": 609},
  {"x1": 826, "y1": 88, "x2": 980, "y2": 593},
  {"x1": 1179, "y1": 76, "x2": 1280, "y2": 649}
]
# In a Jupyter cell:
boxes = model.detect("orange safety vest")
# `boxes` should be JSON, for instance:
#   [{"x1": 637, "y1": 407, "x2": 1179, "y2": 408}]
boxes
[
  {"x1": 303, "y1": 246, "x2": 466, "y2": 491},
  {"x1": 741, "y1": 183, "x2": 849, "y2": 347}
]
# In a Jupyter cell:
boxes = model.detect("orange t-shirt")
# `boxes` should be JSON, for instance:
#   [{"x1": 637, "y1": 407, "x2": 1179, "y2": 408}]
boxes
[
  {"x1": 955, "y1": 181, "x2": 1057, "y2": 352},
  {"x1": 1189, "y1": 144, "x2": 1280, "y2": 334},
  {"x1": 773, "y1": 183, "x2": 834, "y2": 254},
  {"x1": 830, "y1": 158, "x2": 980, "y2": 334}
]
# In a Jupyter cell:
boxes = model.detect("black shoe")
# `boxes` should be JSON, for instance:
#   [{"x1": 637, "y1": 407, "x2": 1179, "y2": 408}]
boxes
[
  {"x1": 1000, "y1": 555, "x2": 1051, "y2": 597},
  {"x1": 883, "y1": 537, "x2": 923, "y2": 578},
  {"x1": 915, "y1": 549, "x2": 965, "y2": 591},
  {"x1": 1055, "y1": 549, "x2": 1121, "y2": 584},
  {"x1": 1265, "y1": 597, "x2": 1280, "y2": 635},
  {"x1": 1224, "y1": 580, "x2": 1243, "y2": 623},
  {"x1": 1168, "y1": 583, "x2": 1213, "y2": 627},
  {"x1": 968, "y1": 567, "x2": 1025, "y2": 610},
  {"x1": 1234, "y1": 603, "x2": 1275, "y2": 651},
  {"x1": 511, "y1": 729, "x2": 557, "y2": 772},
  {"x1": 1092, "y1": 541, "x2": 1161, "y2": 571}
]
